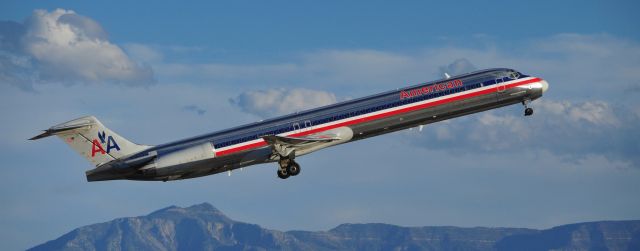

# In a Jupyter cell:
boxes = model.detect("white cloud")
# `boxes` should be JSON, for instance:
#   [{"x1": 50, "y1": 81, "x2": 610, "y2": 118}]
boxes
[
  {"x1": 540, "y1": 100, "x2": 620, "y2": 127},
  {"x1": 473, "y1": 113, "x2": 529, "y2": 146},
  {"x1": 166, "y1": 34, "x2": 639, "y2": 103},
  {"x1": 0, "y1": 9, "x2": 155, "y2": 88},
  {"x1": 438, "y1": 58, "x2": 477, "y2": 77},
  {"x1": 123, "y1": 43, "x2": 164, "y2": 63},
  {"x1": 230, "y1": 88, "x2": 337, "y2": 118},
  {"x1": 434, "y1": 125, "x2": 453, "y2": 141},
  {"x1": 407, "y1": 98, "x2": 638, "y2": 167}
]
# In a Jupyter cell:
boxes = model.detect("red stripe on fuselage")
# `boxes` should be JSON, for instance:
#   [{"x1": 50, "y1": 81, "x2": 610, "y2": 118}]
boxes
[{"x1": 215, "y1": 78, "x2": 541, "y2": 156}]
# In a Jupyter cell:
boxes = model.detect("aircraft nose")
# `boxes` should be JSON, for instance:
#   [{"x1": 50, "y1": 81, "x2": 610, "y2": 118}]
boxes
[{"x1": 540, "y1": 80, "x2": 549, "y2": 93}]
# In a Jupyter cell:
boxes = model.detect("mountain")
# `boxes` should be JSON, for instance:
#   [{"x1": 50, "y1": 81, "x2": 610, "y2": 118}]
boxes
[{"x1": 30, "y1": 203, "x2": 640, "y2": 251}]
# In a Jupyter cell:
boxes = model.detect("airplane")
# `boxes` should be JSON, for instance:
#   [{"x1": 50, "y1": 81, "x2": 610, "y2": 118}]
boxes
[{"x1": 31, "y1": 68, "x2": 549, "y2": 182}]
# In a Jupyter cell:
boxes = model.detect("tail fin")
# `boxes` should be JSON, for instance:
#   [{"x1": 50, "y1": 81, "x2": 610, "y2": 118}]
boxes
[{"x1": 30, "y1": 116, "x2": 152, "y2": 166}]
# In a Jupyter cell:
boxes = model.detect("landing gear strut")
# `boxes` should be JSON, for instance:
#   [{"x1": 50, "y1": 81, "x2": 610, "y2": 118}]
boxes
[
  {"x1": 277, "y1": 157, "x2": 301, "y2": 179},
  {"x1": 523, "y1": 99, "x2": 534, "y2": 116}
]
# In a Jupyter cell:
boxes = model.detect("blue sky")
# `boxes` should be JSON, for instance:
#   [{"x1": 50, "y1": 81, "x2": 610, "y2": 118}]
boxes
[{"x1": 1, "y1": 1, "x2": 640, "y2": 250}]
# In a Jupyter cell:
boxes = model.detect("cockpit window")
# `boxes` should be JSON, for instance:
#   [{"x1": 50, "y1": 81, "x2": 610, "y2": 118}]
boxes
[
  {"x1": 508, "y1": 71, "x2": 520, "y2": 80},
  {"x1": 517, "y1": 72, "x2": 529, "y2": 78}
]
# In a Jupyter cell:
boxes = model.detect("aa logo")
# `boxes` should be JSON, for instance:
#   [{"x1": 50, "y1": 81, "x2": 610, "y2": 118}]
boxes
[{"x1": 91, "y1": 131, "x2": 120, "y2": 157}]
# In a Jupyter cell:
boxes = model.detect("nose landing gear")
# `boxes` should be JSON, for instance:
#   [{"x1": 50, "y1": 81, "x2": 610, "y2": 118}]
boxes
[
  {"x1": 276, "y1": 157, "x2": 301, "y2": 179},
  {"x1": 523, "y1": 99, "x2": 534, "y2": 116}
]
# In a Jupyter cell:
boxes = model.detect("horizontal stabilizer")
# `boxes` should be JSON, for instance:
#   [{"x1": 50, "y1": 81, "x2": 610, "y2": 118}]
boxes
[{"x1": 29, "y1": 118, "x2": 93, "y2": 140}]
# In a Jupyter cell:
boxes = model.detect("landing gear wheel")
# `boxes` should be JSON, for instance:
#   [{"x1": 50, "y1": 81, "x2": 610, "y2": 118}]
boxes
[
  {"x1": 277, "y1": 169, "x2": 290, "y2": 179},
  {"x1": 524, "y1": 107, "x2": 534, "y2": 116},
  {"x1": 288, "y1": 161, "x2": 301, "y2": 176},
  {"x1": 522, "y1": 99, "x2": 533, "y2": 116}
]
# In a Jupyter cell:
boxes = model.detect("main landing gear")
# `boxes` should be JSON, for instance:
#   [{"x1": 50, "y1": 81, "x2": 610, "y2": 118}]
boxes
[
  {"x1": 523, "y1": 99, "x2": 534, "y2": 116},
  {"x1": 277, "y1": 157, "x2": 301, "y2": 179}
]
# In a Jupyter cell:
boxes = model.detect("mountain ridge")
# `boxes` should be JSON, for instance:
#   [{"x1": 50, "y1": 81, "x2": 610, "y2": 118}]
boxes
[{"x1": 30, "y1": 203, "x2": 640, "y2": 251}]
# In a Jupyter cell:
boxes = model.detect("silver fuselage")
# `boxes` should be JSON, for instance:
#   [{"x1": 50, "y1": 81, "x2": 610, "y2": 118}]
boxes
[{"x1": 87, "y1": 68, "x2": 548, "y2": 181}]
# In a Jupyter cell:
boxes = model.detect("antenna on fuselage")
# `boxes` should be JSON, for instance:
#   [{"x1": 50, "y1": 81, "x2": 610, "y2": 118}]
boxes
[{"x1": 444, "y1": 72, "x2": 451, "y2": 79}]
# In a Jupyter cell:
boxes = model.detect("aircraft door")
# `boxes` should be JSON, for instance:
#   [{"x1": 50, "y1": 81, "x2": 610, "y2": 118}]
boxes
[
  {"x1": 495, "y1": 77, "x2": 506, "y2": 102},
  {"x1": 496, "y1": 77, "x2": 506, "y2": 92}
]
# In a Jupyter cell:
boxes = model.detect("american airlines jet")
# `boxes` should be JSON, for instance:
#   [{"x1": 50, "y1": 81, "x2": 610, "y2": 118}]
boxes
[{"x1": 31, "y1": 68, "x2": 548, "y2": 181}]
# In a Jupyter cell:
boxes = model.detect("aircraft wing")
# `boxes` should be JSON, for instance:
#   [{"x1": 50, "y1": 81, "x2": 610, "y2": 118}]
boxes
[
  {"x1": 263, "y1": 134, "x2": 340, "y2": 145},
  {"x1": 262, "y1": 132, "x2": 344, "y2": 158}
]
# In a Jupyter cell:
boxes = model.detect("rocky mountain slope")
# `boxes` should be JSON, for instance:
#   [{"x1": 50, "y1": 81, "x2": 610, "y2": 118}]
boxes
[{"x1": 30, "y1": 203, "x2": 640, "y2": 251}]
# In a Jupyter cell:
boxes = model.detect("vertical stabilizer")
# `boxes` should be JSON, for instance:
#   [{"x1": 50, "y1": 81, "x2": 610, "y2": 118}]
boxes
[{"x1": 30, "y1": 116, "x2": 152, "y2": 166}]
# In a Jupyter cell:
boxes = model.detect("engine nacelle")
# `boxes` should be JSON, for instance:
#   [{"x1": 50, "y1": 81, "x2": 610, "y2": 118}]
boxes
[{"x1": 146, "y1": 142, "x2": 216, "y2": 176}]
